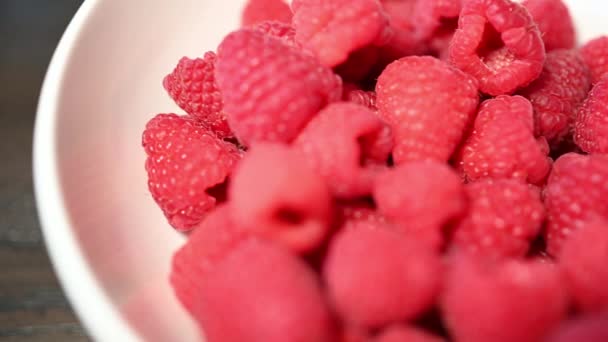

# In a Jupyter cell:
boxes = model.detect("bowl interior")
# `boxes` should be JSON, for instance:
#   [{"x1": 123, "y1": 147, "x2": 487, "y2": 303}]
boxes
[{"x1": 37, "y1": 0, "x2": 607, "y2": 340}]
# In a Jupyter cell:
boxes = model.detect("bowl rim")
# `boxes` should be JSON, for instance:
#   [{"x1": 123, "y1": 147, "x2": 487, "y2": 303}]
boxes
[{"x1": 33, "y1": 0, "x2": 140, "y2": 340}]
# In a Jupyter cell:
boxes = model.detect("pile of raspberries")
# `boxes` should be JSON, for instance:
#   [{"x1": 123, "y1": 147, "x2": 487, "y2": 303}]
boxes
[{"x1": 141, "y1": 0, "x2": 608, "y2": 341}]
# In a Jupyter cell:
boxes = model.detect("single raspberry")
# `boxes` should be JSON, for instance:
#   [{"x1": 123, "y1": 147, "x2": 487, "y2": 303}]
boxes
[
  {"x1": 544, "y1": 153, "x2": 608, "y2": 255},
  {"x1": 171, "y1": 210, "x2": 337, "y2": 342},
  {"x1": 142, "y1": 114, "x2": 241, "y2": 231},
  {"x1": 335, "y1": 46, "x2": 380, "y2": 83},
  {"x1": 441, "y1": 257, "x2": 568, "y2": 342},
  {"x1": 560, "y1": 219, "x2": 608, "y2": 313},
  {"x1": 241, "y1": 0, "x2": 292, "y2": 27},
  {"x1": 457, "y1": 95, "x2": 552, "y2": 185},
  {"x1": 373, "y1": 325, "x2": 446, "y2": 342},
  {"x1": 342, "y1": 85, "x2": 377, "y2": 111},
  {"x1": 413, "y1": 0, "x2": 461, "y2": 43},
  {"x1": 519, "y1": 49, "x2": 591, "y2": 145},
  {"x1": 574, "y1": 77, "x2": 608, "y2": 154},
  {"x1": 229, "y1": 143, "x2": 332, "y2": 253},
  {"x1": 451, "y1": 179, "x2": 545, "y2": 259},
  {"x1": 163, "y1": 53, "x2": 232, "y2": 138},
  {"x1": 334, "y1": 201, "x2": 389, "y2": 229},
  {"x1": 378, "y1": 0, "x2": 428, "y2": 61},
  {"x1": 324, "y1": 223, "x2": 441, "y2": 328},
  {"x1": 448, "y1": 0, "x2": 546, "y2": 95},
  {"x1": 375, "y1": 56, "x2": 479, "y2": 164},
  {"x1": 292, "y1": 0, "x2": 391, "y2": 67},
  {"x1": 252, "y1": 20, "x2": 298, "y2": 46},
  {"x1": 293, "y1": 102, "x2": 391, "y2": 198},
  {"x1": 580, "y1": 36, "x2": 608, "y2": 84},
  {"x1": 522, "y1": 0, "x2": 576, "y2": 51},
  {"x1": 340, "y1": 327, "x2": 370, "y2": 342},
  {"x1": 373, "y1": 160, "x2": 466, "y2": 249},
  {"x1": 547, "y1": 315, "x2": 608, "y2": 342},
  {"x1": 215, "y1": 29, "x2": 342, "y2": 144}
]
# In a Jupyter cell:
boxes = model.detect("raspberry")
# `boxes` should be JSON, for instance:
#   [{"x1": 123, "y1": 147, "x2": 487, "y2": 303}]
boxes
[
  {"x1": 522, "y1": 0, "x2": 576, "y2": 51},
  {"x1": 373, "y1": 160, "x2": 466, "y2": 249},
  {"x1": 448, "y1": 0, "x2": 546, "y2": 95},
  {"x1": 215, "y1": 29, "x2": 342, "y2": 144},
  {"x1": 163, "y1": 53, "x2": 232, "y2": 138},
  {"x1": 375, "y1": 56, "x2": 479, "y2": 164},
  {"x1": 580, "y1": 36, "x2": 608, "y2": 84},
  {"x1": 373, "y1": 325, "x2": 446, "y2": 342},
  {"x1": 171, "y1": 209, "x2": 337, "y2": 342},
  {"x1": 544, "y1": 153, "x2": 608, "y2": 255},
  {"x1": 241, "y1": 0, "x2": 292, "y2": 27},
  {"x1": 441, "y1": 257, "x2": 568, "y2": 342},
  {"x1": 142, "y1": 114, "x2": 241, "y2": 231},
  {"x1": 547, "y1": 315, "x2": 608, "y2": 342},
  {"x1": 413, "y1": 0, "x2": 461, "y2": 43},
  {"x1": 456, "y1": 95, "x2": 552, "y2": 185},
  {"x1": 519, "y1": 49, "x2": 591, "y2": 145},
  {"x1": 229, "y1": 143, "x2": 333, "y2": 253},
  {"x1": 379, "y1": 0, "x2": 427, "y2": 60},
  {"x1": 293, "y1": 102, "x2": 391, "y2": 198},
  {"x1": 335, "y1": 201, "x2": 389, "y2": 229},
  {"x1": 451, "y1": 179, "x2": 545, "y2": 259},
  {"x1": 560, "y1": 219, "x2": 608, "y2": 313},
  {"x1": 292, "y1": 0, "x2": 390, "y2": 67},
  {"x1": 342, "y1": 85, "x2": 377, "y2": 111},
  {"x1": 574, "y1": 77, "x2": 608, "y2": 154},
  {"x1": 252, "y1": 20, "x2": 297, "y2": 46},
  {"x1": 324, "y1": 223, "x2": 441, "y2": 328}
]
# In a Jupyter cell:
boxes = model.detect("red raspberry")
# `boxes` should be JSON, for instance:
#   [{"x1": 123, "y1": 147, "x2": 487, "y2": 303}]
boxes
[
  {"x1": 215, "y1": 29, "x2": 342, "y2": 144},
  {"x1": 335, "y1": 201, "x2": 389, "y2": 229},
  {"x1": 379, "y1": 0, "x2": 427, "y2": 60},
  {"x1": 373, "y1": 325, "x2": 446, "y2": 342},
  {"x1": 547, "y1": 315, "x2": 608, "y2": 342},
  {"x1": 171, "y1": 208, "x2": 337, "y2": 342},
  {"x1": 580, "y1": 36, "x2": 608, "y2": 84},
  {"x1": 441, "y1": 257, "x2": 568, "y2": 342},
  {"x1": 324, "y1": 223, "x2": 442, "y2": 328},
  {"x1": 163, "y1": 53, "x2": 232, "y2": 139},
  {"x1": 560, "y1": 219, "x2": 608, "y2": 313},
  {"x1": 544, "y1": 153, "x2": 608, "y2": 255},
  {"x1": 373, "y1": 160, "x2": 466, "y2": 249},
  {"x1": 451, "y1": 179, "x2": 545, "y2": 259},
  {"x1": 413, "y1": 0, "x2": 461, "y2": 43},
  {"x1": 342, "y1": 85, "x2": 377, "y2": 111},
  {"x1": 574, "y1": 77, "x2": 608, "y2": 154},
  {"x1": 448, "y1": 0, "x2": 546, "y2": 95},
  {"x1": 522, "y1": 0, "x2": 576, "y2": 51},
  {"x1": 293, "y1": 102, "x2": 391, "y2": 198},
  {"x1": 375, "y1": 56, "x2": 479, "y2": 164},
  {"x1": 241, "y1": 0, "x2": 292, "y2": 27},
  {"x1": 292, "y1": 0, "x2": 390, "y2": 67},
  {"x1": 229, "y1": 143, "x2": 332, "y2": 253},
  {"x1": 457, "y1": 95, "x2": 551, "y2": 185},
  {"x1": 252, "y1": 20, "x2": 297, "y2": 46},
  {"x1": 519, "y1": 49, "x2": 591, "y2": 145},
  {"x1": 142, "y1": 114, "x2": 241, "y2": 231}
]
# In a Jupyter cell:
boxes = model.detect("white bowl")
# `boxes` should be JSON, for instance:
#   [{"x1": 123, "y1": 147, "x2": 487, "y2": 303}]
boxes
[{"x1": 34, "y1": 0, "x2": 608, "y2": 341}]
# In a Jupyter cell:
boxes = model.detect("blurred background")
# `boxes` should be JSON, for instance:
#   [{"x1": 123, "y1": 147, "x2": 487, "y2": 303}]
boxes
[{"x1": 0, "y1": 1, "x2": 87, "y2": 341}]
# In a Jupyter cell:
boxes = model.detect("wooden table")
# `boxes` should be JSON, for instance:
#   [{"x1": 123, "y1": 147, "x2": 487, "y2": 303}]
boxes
[{"x1": 0, "y1": 1, "x2": 88, "y2": 340}]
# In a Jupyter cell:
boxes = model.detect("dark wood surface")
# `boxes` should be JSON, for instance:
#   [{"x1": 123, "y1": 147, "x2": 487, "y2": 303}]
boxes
[{"x1": 0, "y1": 1, "x2": 89, "y2": 341}]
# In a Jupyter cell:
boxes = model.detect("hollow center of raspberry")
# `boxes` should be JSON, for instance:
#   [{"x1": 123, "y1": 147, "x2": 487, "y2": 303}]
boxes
[
  {"x1": 436, "y1": 17, "x2": 458, "y2": 37},
  {"x1": 275, "y1": 208, "x2": 305, "y2": 225},
  {"x1": 476, "y1": 22, "x2": 513, "y2": 72}
]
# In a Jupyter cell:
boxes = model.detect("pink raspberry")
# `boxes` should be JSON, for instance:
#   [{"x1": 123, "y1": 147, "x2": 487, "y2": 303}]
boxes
[
  {"x1": 373, "y1": 160, "x2": 466, "y2": 249},
  {"x1": 342, "y1": 84, "x2": 377, "y2": 111},
  {"x1": 580, "y1": 36, "x2": 608, "y2": 84},
  {"x1": 448, "y1": 0, "x2": 546, "y2": 95},
  {"x1": 335, "y1": 201, "x2": 389, "y2": 229},
  {"x1": 456, "y1": 95, "x2": 551, "y2": 185},
  {"x1": 413, "y1": 0, "x2": 461, "y2": 43},
  {"x1": 171, "y1": 208, "x2": 337, "y2": 342},
  {"x1": 252, "y1": 20, "x2": 297, "y2": 46},
  {"x1": 522, "y1": 0, "x2": 576, "y2": 51},
  {"x1": 142, "y1": 114, "x2": 241, "y2": 231},
  {"x1": 574, "y1": 77, "x2": 608, "y2": 154},
  {"x1": 544, "y1": 153, "x2": 608, "y2": 255},
  {"x1": 324, "y1": 223, "x2": 442, "y2": 328},
  {"x1": 163, "y1": 53, "x2": 232, "y2": 139},
  {"x1": 293, "y1": 102, "x2": 391, "y2": 198},
  {"x1": 229, "y1": 143, "x2": 333, "y2": 253},
  {"x1": 215, "y1": 29, "x2": 342, "y2": 144},
  {"x1": 547, "y1": 315, "x2": 608, "y2": 342},
  {"x1": 241, "y1": 0, "x2": 292, "y2": 27},
  {"x1": 373, "y1": 325, "x2": 446, "y2": 342},
  {"x1": 379, "y1": 0, "x2": 428, "y2": 60},
  {"x1": 519, "y1": 49, "x2": 591, "y2": 145},
  {"x1": 560, "y1": 219, "x2": 608, "y2": 313},
  {"x1": 441, "y1": 256, "x2": 568, "y2": 342},
  {"x1": 451, "y1": 179, "x2": 545, "y2": 259},
  {"x1": 375, "y1": 56, "x2": 479, "y2": 164},
  {"x1": 292, "y1": 0, "x2": 390, "y2": 67}
]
